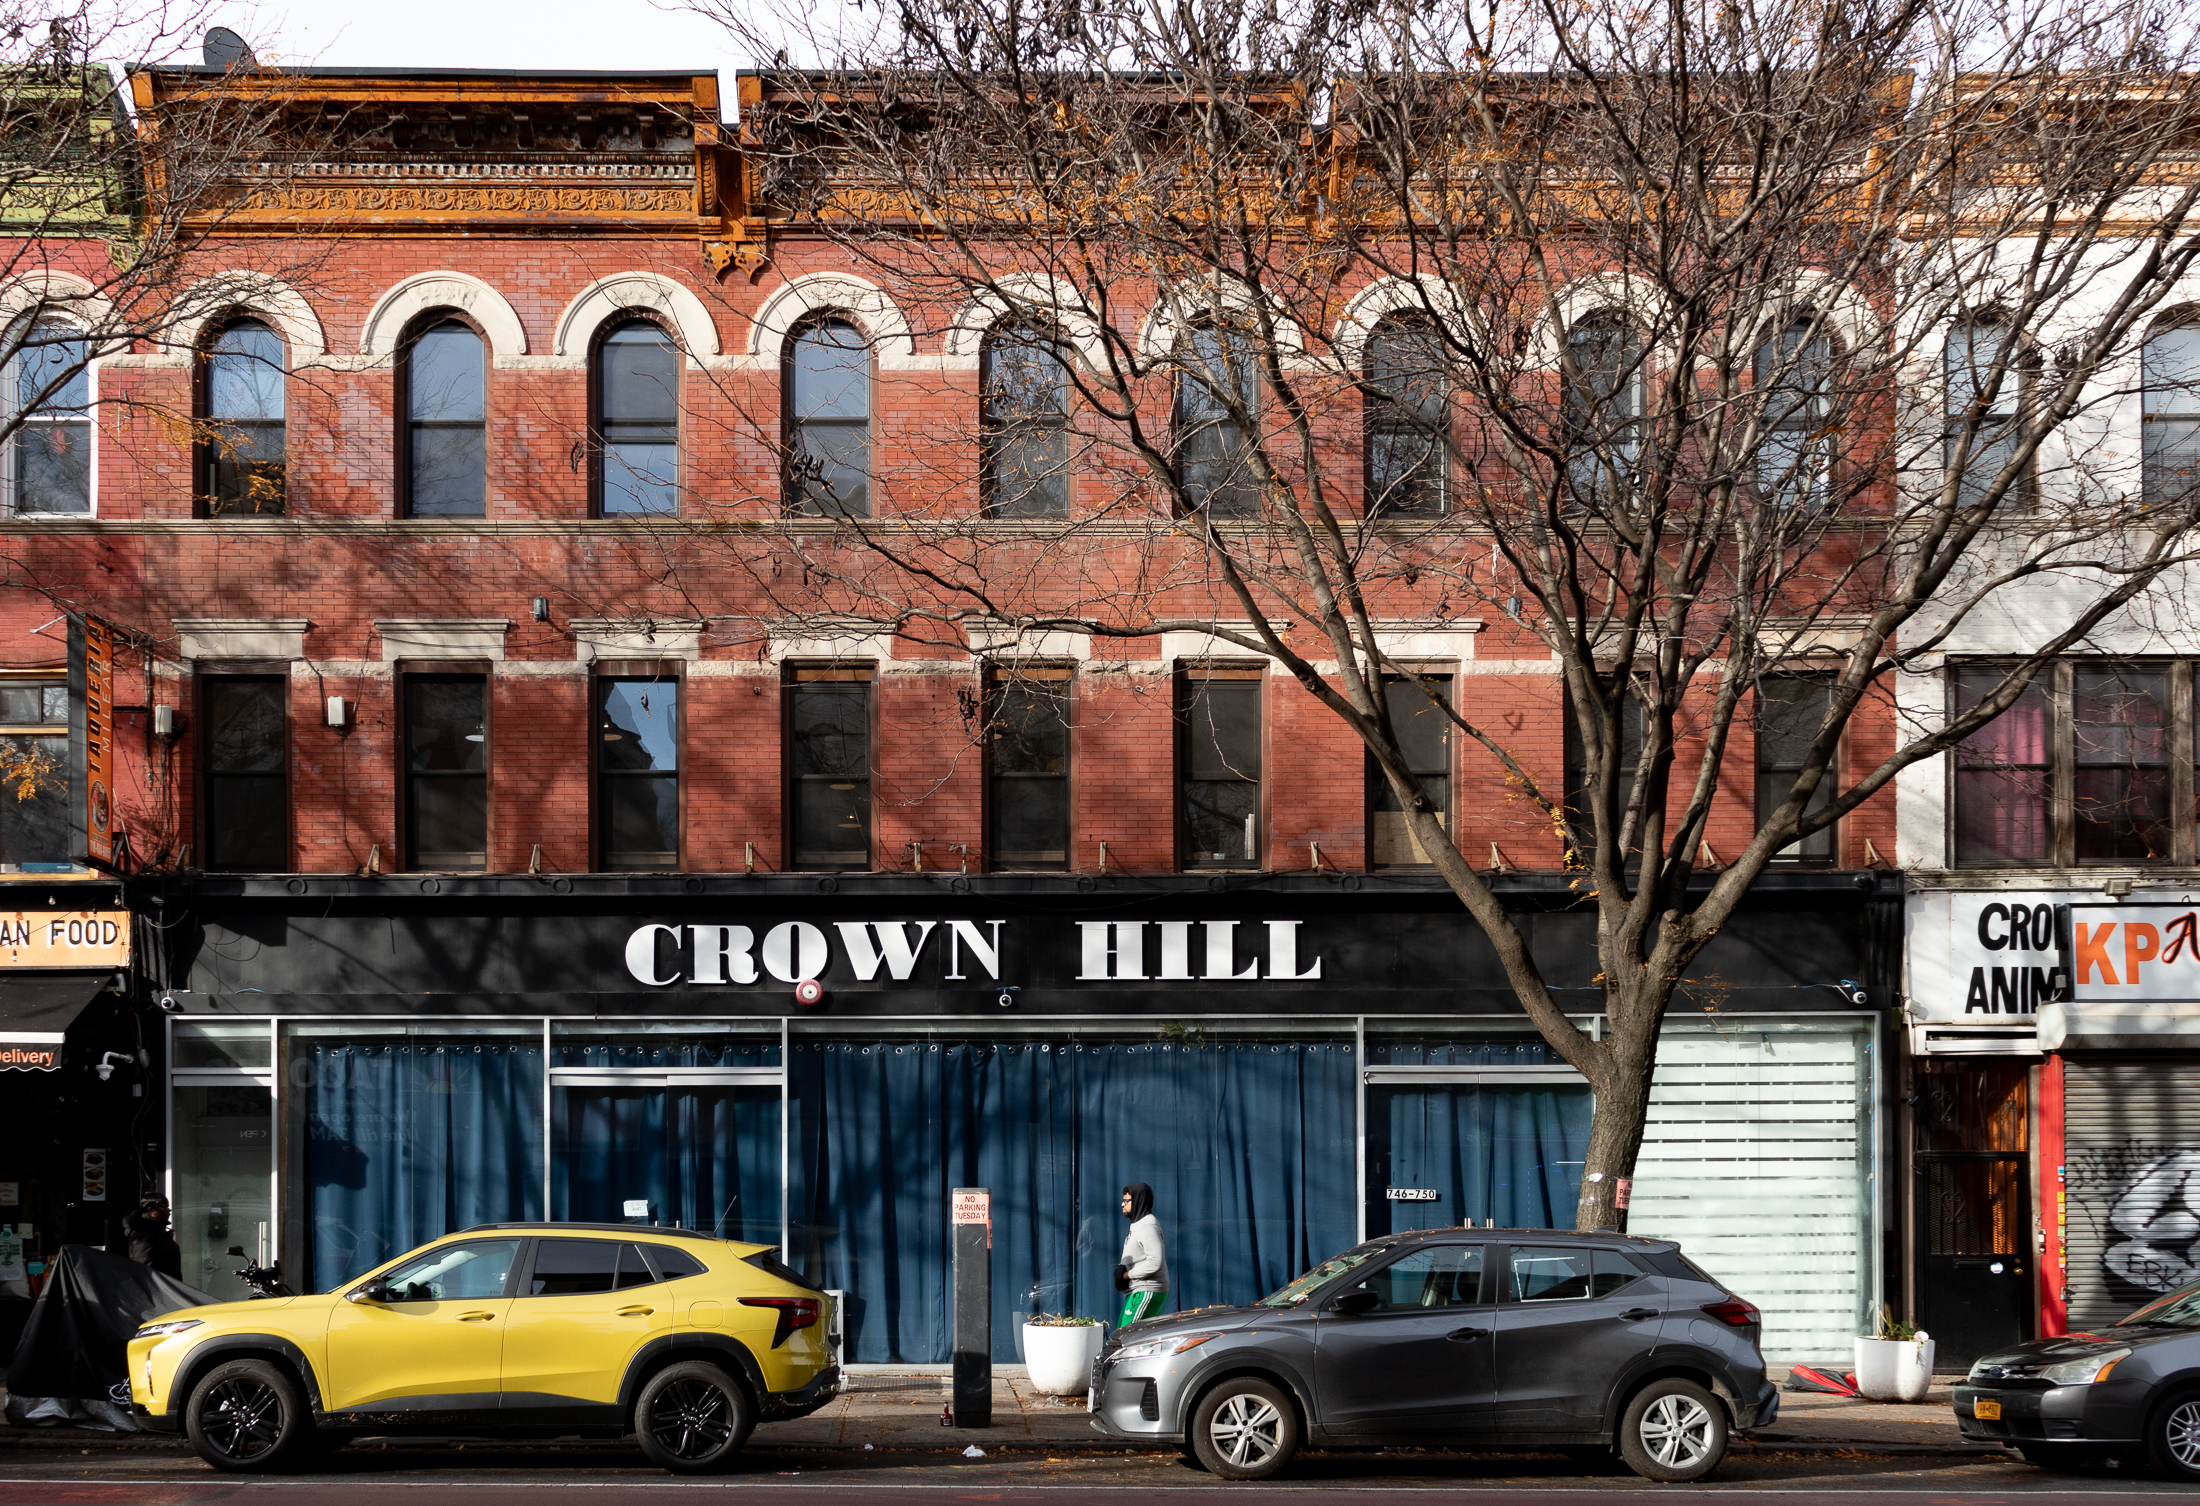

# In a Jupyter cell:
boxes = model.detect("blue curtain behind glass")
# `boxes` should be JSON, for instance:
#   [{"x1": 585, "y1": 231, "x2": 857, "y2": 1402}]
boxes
[
  {"x1": 553, "y1": 1086, "x2": 780, "y2": 1242},
  {"x1": 306, "y1": 1040, "x2": 544, "y2": 1291},
  {"x1": 788, "y1": 1039, "x2": 1356, "y2": 1364},
  {"x1": 1366, "y1": 1085, "x2": 1590, "y2": 1236}
]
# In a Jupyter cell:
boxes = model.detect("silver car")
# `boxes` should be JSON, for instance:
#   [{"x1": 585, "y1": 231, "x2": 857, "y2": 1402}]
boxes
[{"x1": 1090, "y1": 1228, "x2": 1774, "y2": 1481}]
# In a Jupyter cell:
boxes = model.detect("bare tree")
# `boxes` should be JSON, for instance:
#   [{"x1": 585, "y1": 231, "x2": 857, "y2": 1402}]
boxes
[{"x1": 671, "y1": 0, "x2": 2200, "y2": 1229}]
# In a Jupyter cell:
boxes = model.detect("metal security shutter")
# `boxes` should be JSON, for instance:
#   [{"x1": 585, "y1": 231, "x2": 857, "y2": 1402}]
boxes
[
  {"x1": 1630, "y1": 1023, "x2": 1874, "y2": 1363},
  {"x1": 2063, "y1": 1059, "x2": 2200, "y2": 1331}
]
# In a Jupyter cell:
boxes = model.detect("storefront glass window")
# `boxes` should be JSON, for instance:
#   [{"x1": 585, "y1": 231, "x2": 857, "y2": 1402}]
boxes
[
  {"x1": 304, "y1": 1037, "x2": 543, "y2": 1290},
  {"x1": 598, "y1": 677, "x2": 679, "y2": 870},
  {"x1": 787, "y1": 1031, "x2": 1355, "y2": 1363},
  {"x1": 173, "y1": 1082, "x2": 273, "y2": 1301},
  {"x1": 173, "y1": 1020, "x2": 271, "y2": 1069},
  {"x1": 553, "y1": 1084, "x2": 780, "y2": 1240},
  {"x1": 1364, "y1": 1031, "x2": 1562, "y2": 1066},
  {"x1": 1365, "y1": 1083, "x2": 1590, "y2": 1237}
]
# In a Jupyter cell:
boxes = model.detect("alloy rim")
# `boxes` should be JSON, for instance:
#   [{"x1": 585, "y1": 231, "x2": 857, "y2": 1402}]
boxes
[
  {"x1": 1208, "y1": 1392, "x2": 1284, "y2": 1469},
  {"x1": 649, "y1": 1378, "x2": 736, "y2": 1460},
  {"x1": 200, "y1": 1377, "x2": 283, "y2": 1461},
  {"x1": 2167, "y1": 1400, "x2": 2200, "y2": 1469},
  {"x1": 1640, "y1": 1394, "x2": 1715, "y2": 1469}
]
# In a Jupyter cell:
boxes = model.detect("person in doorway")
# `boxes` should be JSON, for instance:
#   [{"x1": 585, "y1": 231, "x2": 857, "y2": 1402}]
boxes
[
  {"x1": 124, "y1": 1197, "x2": 181, "y2": 1278},
  {"x1": 1115, "y1": 1182, "x2": 1168, "y2": 1328}
]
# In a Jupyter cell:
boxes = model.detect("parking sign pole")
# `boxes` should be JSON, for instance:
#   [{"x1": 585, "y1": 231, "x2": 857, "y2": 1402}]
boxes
[{"x1": 951, "y1": 1186, "x2": 991, "y2": 1427}]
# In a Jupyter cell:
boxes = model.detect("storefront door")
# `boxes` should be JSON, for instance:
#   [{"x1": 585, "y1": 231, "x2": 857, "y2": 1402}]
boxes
[
  {"x1": 170, "y1": 1022, "x2": 277, "y2": 1301},
  {"x1": 1913, "y1": 1060, "x2": 2031, "y2": 1366},
  {"x1": 1363, "y1": 1068, "x2": 1591, "y2": 1238},
  {"x1": 551, "y1": 1067, "x2": 783, "y2": 1242}
]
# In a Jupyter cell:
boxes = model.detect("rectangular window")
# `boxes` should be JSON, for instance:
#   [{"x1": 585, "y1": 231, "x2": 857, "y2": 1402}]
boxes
[
  {"x1": 202, "y1": 675, "x2": 288, "y2": 872},
  {"x1": 1755, "y1": 677, "x2": 1835, "y2": 865},
  {"x1": 1562, "y1": 682, "x2": 1645, "y2": 862},
  {"x1": 1368, "y1": 675, "x2": 1451, "y2": 867},
  {"x1": 986, "y1": 667, "x2": 1070, "y2": 870},
  {"x1": 10, "y1": 326, "x2": 90, "y2": 515},
  {"x1": 0, "y1": 679, "x2": 70, "y2": 871},
  {"x1": 1180, "y1": 670, "x2": 1262, "y2": 868},
  {"x1": 404, "y1": 674, "x2": 488, "y2": 871},
  {"x1": 789, "y1": 668, "x2": 871, "y2": 870},
  {"x1": 2073, "y1": 667, "x2": 2171, "y2": 863},
  {"x1": 598, "y1": 676, "x2": 679, "y2": 870},
  {"x1": 1953, "y1": 661, "x2": 2195, "y2": 867}
]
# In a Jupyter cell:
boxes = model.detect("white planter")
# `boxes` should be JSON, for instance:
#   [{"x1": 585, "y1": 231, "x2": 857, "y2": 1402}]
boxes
[
  {"x1": 1022, "y1": 1321, "x2": 1104, "y2": 1396},
  {"x1": 1853, "y1": 1334, "x2": 1936, "y2": 1402}
]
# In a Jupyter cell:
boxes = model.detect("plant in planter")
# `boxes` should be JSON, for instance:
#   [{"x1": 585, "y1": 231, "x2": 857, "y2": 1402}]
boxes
[
  {"x1": 1854, "y1": 1306, "x2": 1935, "y2": 1403},
  {"x1": 1022, "y1": 1314, "x2": 1105, "y2": 1397}
]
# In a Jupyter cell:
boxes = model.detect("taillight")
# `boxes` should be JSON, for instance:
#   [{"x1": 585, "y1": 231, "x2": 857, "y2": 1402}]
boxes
[
  {"x1": 740, "y1": 1296, "x2": 821, "y2": 1348},
  {"x1": 1701, "y1": 1297, "x2": 1761, "y2": 1327}
]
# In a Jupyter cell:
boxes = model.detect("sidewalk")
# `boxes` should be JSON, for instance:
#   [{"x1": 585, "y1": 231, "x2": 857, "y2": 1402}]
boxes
[{"x1": 0, "y1": 1367, "x2": 1995, "y2": 1457}]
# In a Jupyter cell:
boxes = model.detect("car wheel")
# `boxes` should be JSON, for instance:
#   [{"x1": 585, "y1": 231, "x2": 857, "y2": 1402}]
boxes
[
  {"x1": 1189, "y1": 1377, "x2": 1298, "y2": 1481},
  {"x1": 2145, "y1": 1388, "x2": 2200, "y2": 1480},
  {"x1": 2016, "y1": 1442, "x2": 2101, "y2": 1471},
  {"x1": 1618, "y1": 1378, "x2": 1728, "y2": 1483},
  {"x1": 635, "y1": 1361, "x2": 756, "y2": 1475},
  {"x1": 183, "y1": 1359, "x2": 313, "y2": 1473}
]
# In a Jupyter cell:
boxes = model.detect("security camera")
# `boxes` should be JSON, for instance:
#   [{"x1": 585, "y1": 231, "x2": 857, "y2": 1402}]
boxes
[
  {"x1": 996, "y1": 986, "x2": 1021, "y2": 1009},
  {"x1": 158, "y1": 993, "x2": 182, "y2": 1014}
]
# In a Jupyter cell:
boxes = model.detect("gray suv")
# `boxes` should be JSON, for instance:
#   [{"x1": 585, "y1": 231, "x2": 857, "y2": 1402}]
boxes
[{"x1": 1089, "y1": 1228, "x2": 1774, "y2": 1481}]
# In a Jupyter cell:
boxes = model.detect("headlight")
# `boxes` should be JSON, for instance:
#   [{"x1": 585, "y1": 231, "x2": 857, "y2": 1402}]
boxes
[
  {"x1": 133, "y1": 1318, "x2": 203, "y2": 1341},
  {"x1": 1111, "y1": 1331, "x2": 1220, "y2": 1363},
  {"x1": 2039, "y1": 1348, "x2": 2129, "y2": 1385}
]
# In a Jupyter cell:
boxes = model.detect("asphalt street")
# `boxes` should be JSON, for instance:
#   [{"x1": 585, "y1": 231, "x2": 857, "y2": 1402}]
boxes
[{"x1": 0, "y1": 1437, "x2": 2192, "y2": 1504}]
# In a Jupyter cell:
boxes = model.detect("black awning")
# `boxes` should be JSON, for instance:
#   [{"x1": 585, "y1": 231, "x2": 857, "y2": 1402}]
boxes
[{"x1": 0, "y1": 975, "x2": 114, "y2": 1071}]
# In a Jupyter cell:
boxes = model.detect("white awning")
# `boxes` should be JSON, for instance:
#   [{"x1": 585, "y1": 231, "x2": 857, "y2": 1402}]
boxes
[{"x1": 2037, "y1": 999, "x2": 2200, "y2": 1051}]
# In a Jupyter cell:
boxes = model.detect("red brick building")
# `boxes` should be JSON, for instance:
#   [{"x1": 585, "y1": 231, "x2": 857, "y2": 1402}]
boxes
[{"x1": 0, "y1": 64, "x2": 1893, "y2": 1366}]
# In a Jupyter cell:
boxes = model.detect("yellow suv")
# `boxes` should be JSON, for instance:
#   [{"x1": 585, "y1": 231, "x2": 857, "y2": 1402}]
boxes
[{"x1": 127, "y1": 1224, "x2": 839, "y2": 1475}]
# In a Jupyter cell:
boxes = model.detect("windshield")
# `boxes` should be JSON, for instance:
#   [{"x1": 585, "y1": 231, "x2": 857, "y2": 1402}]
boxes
[
  {"x1": 1257, "y1": 1243, "x2": 1386, "y2": 1307},
  {"x1": 2116, "y1": 1279, "x2": 2200, "y2": 1328}
]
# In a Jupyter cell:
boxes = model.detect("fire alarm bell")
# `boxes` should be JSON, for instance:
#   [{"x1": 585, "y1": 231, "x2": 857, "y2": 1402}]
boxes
[{"x1": 794, "y1": 979, "x2": 825, "y2": 1007}]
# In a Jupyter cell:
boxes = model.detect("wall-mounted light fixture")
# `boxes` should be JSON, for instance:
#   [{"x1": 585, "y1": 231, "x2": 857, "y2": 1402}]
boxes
[
  {"x1": 532, "y1": 597, "x2": 550, "y2": 623},
  {"x1": 151, "y1": 704, "x2": 179, "y2": 740},
  {"x1": 325, "y1": 696, "x2": 350, "y2": 734}
]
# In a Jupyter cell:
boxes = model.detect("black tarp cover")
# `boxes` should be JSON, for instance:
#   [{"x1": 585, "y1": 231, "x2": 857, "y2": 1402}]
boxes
[{"x1": 6, "y1": 1244, "x2": 214, "y2": 1400}]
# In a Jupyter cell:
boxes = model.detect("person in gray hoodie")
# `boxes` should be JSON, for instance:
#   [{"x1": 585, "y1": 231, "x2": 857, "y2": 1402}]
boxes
[{"x1": 1114, "y1": 1182, "x2": 1168, "y2": 1327}]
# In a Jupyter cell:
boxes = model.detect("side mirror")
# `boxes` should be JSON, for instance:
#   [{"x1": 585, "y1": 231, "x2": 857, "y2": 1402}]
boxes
[
  {"x1": 1329, "y1": 1288, "x2": 1380, "y2": 1316},
  {"x1": 348, "y1": 1280, "x2": 392, "y2": 1304}
]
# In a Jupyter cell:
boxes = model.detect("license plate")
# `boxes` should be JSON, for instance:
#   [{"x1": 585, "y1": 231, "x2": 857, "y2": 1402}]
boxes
[{"x1": 1974, "y1": 1399, "x2": 2001, "y2": 1420}]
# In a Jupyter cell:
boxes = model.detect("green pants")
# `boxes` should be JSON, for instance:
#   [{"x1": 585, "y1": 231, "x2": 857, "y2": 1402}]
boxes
[{"x1": 1118, "y1": 1289, "x2": 1163, "y2": 1328}]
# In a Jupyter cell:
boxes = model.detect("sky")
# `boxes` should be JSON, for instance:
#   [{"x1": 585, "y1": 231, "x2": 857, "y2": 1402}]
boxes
[{"x1": 175, "y1": 0, "x2": 776, "y2": 76}]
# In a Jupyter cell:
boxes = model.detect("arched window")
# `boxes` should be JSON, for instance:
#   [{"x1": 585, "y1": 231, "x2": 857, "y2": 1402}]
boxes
[
  {"x1": 401, "y1": 317, "x2": 486, "y2": 517},
  {"x1": 1364, "y1": 314, "x2": 1449, "y2": 518},
  {"x1": 595, "y1": 320, "x2": 679, "y2": 516},
  {"x1": 1944, "y1": 319, "x2": 2028, "y2": 508},
  {"x1": 7, "y1": 320, "x2": 90, "y2": 515},
  {"x1": 981, "y1": 323, "x2": 1071, "y2": 518},
  {"x1": 1563, "y1": 311, "x2": 1645, "y2": 505},
  {"x1": 787, "y1": 317, "x2": 871, "y2": 517},
  {"x1": 1754, "y1": 318, "x2": 1834, "y2": 509},
  {"x1": 200, "y1": 319, "x2": 285, "y2": 515},
  {"x1": 2143, "y1": 317, "x2": 2200, "y2": 504},
  {"x1": 1173, "y1": 324, "x2": 1258, "y2": 517}
]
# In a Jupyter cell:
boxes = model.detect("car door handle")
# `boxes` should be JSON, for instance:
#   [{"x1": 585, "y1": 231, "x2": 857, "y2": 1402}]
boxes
[
  {"x1": 457, "y1": 1310, "x2": 497, "y2": 1322},
  {"x1": 1618, "y1": 1308, "x2": 1659, "y2": 1321},
  {"x1": 617, "y1": 1305, "x2": 656, "y2": 1317},
  {"x1": 1446, "y1": 1327, "x2": 1488, "y2": 1342}
]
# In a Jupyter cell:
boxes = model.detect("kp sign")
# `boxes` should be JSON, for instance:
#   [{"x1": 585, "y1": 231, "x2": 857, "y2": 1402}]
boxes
[{"x1": 2064, "y1": 903, "x2": 2200, "y2": 1002}]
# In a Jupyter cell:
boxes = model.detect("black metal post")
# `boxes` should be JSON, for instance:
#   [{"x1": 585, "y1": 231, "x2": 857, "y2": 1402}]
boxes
[{"x1": 952, "y1": 1186, "x2": 991, "y2": 1427}]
